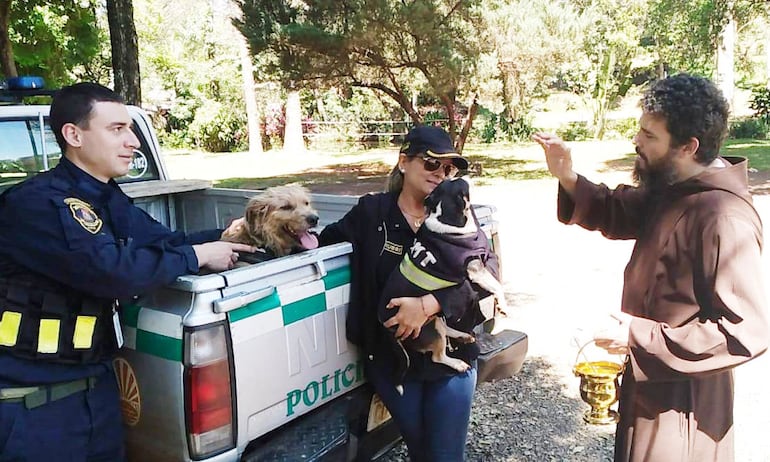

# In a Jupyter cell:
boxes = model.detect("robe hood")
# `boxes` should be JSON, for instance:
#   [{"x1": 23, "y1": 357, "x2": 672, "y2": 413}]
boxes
[{"x1": 677, "y1": 156, "x2": 752, "y2": 203}]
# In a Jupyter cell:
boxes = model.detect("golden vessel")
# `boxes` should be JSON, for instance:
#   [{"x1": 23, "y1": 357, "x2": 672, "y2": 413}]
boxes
[
  {"x1": 573, "y1": 340, "x2": 624, "y2": 425},
  {"x1": 573, "y1": 360, "x2": 623, "y2": 424}
]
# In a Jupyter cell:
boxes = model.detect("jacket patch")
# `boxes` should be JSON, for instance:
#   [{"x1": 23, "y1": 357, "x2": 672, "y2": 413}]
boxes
[
  {"x1": 64, "y1": 198, "x2": 103, "y2": 234},
  {"x1": 383, "y1": 240, "x2": 403, "y2": 256}
]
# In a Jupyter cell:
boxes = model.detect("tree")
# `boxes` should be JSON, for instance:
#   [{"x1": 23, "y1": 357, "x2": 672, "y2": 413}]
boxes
[
  {"x1": 573, "y1": 0, "x2": 645, "y2": 139},
  {"x1": 235, "y1": 0, "x2": 488, "y2": 146},
  {"x1": 0, "y1": 0, "x2": 17, "y2": 79},
  {"x1": 480, "y1": 0, "x2": 585, "y2": 132},
  {"x1": 643, "y1": 0, "x2": 768, "y2": 77},
  {"x1": 1, "y1": 0, "x2": 108, "y2": 85},
  {"x1": 107, "y1": 0, "x2": 141, "y2": 104}
]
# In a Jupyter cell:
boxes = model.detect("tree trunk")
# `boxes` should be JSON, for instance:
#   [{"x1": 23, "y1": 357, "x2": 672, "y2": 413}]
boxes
[
  {"x1": 0, "y1": 0, "x2": 17, "y2": 79},
  {"x1": 716, "y1": 3, "x2": 735, "y2": 109},
  {"x1": 455, "y1": 93, "x2": 478, "y2": 154},
  {"x1": 283, "y1": 90, "x2": 305, "y2": 153},
  {"x1": 106, "y1": 0, "x2": 141, "y2": 105},
  {"x1": 240, "y1": 39, "x2": 262, "y2": 153},
  {"x1": 766, "y1": 26, "x2": 770, "y2": 88}
]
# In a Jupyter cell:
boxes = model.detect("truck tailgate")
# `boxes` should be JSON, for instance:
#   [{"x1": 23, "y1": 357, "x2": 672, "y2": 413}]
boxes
[{"x1": 213, "y1": 243, "x2": 363, "y2": 452}]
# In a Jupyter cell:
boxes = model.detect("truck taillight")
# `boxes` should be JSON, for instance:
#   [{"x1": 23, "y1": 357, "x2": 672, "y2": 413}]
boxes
[{"x1": 184, "y1": 323, "x2": 236, "y2": 459}]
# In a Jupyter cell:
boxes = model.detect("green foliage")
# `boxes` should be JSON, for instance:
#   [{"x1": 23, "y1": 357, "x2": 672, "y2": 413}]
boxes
[
  {"x1": 236, "y1": 0, "x2": 488, "y2": 137},
  {"x1": 604, "y1": 117, "x2": 638, "y2": 140},
  {"x1": 642, "y1": 0, "x2": 768, "y2": 77},
  {"x1": 469, "y1": 108, "x2": 535, "y2": 143},
  {"x1": 479, "y1": 0, "x2": 585, "y2": 122},
  {"x1": 136, "y1": 0, "x2": 250, "y2": 152},
  {"x1": 474, "y1": 112, "x2": 499, "y2": 143},
  {"x1": 501, "y1": 115, "x2": 535, "y2": 142},
  {"x1": 557, "y1": 121, "x2": 592, "y2": 141},
  {"x1": 729, "y1": 117, "x2": 769, "y2": 140},
  {"x1": 750, "y1": 87, "x2": 770, "y2": 122},
  {"x1": 188, "y1": 99, "x2": 248, "y2": 152},
  {"x1": 7, "y1": 0, "x2": 110, "y2": 85},
  {"x1": 576, "y1": 0, "x2": 645, "y2": 139}
]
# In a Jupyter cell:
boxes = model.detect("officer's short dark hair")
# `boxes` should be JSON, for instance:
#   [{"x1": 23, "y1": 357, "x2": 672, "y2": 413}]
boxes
[
  {"x1": 50, "y1": 82, "x2": 124, "y2": 153},
  {"x1": 641, "y1": 74, "x2": 729, "y2": 165}
]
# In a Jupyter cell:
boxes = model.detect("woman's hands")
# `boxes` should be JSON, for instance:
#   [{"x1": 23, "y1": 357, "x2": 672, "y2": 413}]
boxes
[{"x1": 383, "y1": 294, "x2": 440, "y2": 340}]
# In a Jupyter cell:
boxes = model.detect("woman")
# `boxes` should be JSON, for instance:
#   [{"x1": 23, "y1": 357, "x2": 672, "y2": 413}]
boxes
[{"x1": 319, "y1": 125, "x2": 499, "y2": 461}]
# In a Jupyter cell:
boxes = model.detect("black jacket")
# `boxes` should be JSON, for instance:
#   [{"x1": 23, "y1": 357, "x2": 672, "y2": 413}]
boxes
[{"x1": 319, "y1": 192, "x2": 499, "y2": 380}]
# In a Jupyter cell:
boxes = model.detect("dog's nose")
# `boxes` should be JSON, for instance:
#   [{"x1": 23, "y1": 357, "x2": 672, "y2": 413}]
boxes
[{"x1": 306, "y1": 214, "x2": 319, "y2": 226}]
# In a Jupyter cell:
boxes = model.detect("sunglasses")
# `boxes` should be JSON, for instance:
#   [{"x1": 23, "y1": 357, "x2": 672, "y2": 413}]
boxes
[{"x1": 419, "y1": 156, "x2": 459, "y2": 177}]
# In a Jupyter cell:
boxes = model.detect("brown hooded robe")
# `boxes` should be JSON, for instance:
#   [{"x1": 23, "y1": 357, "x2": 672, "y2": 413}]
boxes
[{"x1": 558, "y1": 157, "x2": 769, "y2": 462}]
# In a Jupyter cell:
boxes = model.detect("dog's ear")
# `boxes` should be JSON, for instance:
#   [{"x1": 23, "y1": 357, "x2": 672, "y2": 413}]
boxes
[
  {"x1": 245, "y1": 198, "x2": 272, "y2": 231},
  {"x1": 424, "y1": 186, "x2": 440, "y2": 211}
]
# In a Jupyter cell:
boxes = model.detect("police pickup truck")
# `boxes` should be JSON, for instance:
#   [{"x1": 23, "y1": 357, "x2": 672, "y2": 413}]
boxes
[{"x1": 0, "y1": 83, "x2": 527, "y2": 461}]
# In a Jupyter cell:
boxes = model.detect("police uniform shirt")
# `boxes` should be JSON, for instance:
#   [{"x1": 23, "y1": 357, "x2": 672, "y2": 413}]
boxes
[{"x1": 0, "y1": 156, "x2": 221, "y2": 384}]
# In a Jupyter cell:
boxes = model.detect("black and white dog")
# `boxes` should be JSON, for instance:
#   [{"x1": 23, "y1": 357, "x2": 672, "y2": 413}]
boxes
[{"x1": 378, "y1": 178, "x2": 508, "y2": 394}]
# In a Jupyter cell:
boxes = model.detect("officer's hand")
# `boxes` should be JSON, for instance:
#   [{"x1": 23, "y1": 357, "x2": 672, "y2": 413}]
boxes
[{"x1": 193, "y1": 241, "x2": 256, "y2": 272}]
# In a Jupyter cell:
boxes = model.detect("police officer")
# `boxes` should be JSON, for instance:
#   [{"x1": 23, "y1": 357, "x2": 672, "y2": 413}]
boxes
[{"x1": 0, "y1": 82, "x2": 253, "y2": 461}]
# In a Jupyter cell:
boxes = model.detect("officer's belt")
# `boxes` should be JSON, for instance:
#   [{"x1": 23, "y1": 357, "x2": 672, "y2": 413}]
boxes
[{"x1": 0, "y1": 376, "x2": 97, "y2": 409}]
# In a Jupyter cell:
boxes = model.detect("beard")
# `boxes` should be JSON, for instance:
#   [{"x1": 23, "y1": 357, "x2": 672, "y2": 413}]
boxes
[{"x1": 632, "y1": 147, "x2": 679, "y2": 194}]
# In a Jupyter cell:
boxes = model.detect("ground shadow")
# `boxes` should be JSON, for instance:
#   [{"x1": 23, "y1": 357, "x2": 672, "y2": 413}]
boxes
[
  {"x1": 380, "y1": 357, "x2": 615, "y2": 462},
  {"x1": 598, "y1": 152, "x2": 635, "y2": 173},
  {"x1": 213, "y1": 156, "x2": 551, "y2": 195},
  {"x1": 215, "y1": 160, "x2": 392, "y2": 195}
]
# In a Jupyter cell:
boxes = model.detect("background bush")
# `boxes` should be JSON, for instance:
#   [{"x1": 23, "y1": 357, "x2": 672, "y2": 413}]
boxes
[
  {"x1": 556, "y1": 121, "x2": 591, "y2": 141},
  {"x1": 729, "y1": 117, "x2": 769, "y2": 139},
  {"x1": 188, "y1": 99, "x2": 248, "y2": 152}
]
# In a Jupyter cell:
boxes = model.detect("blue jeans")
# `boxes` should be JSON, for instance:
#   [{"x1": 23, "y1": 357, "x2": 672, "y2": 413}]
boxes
[{"x1": 366, "y1": 359, "x2": 477, "y2": 461}]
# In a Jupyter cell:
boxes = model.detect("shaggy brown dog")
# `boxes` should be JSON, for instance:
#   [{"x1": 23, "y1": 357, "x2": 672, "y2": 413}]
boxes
[{"x1": 222, "y1": 185, "x2": 319, "y2": 260}]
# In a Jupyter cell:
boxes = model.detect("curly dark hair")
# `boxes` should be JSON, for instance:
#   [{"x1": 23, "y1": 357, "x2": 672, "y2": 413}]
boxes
[{"x1": 641, "y1": 74, "x2": 729, "y2": 165}]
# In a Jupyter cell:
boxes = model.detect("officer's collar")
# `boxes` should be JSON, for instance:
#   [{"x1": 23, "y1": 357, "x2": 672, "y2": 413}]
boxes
[{"x1": 57, "y1": 156, "x2": 122, "y2": 204}]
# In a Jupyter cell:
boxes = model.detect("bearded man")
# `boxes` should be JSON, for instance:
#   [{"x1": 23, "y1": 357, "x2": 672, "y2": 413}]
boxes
[{"x1": 533, "y1": 74, "x2": 769, "y2": 462}]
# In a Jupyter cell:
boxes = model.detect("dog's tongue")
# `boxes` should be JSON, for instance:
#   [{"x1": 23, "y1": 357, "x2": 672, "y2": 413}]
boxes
[{"x1": 299, "y1": 231, "x2": 319, "y2": 250}]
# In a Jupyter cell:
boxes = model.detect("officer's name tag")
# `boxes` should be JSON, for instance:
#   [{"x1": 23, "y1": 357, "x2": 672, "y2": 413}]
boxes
[{"x1": 113, "y1": 310, "x2": 124, "y2": 348}]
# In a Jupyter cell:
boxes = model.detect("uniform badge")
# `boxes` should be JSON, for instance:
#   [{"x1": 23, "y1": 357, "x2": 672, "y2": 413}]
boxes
[
  {"x1": 64, "y1": 198, "x2": 103, "y2": 234},
  {"x1": 383, "y1": 240, "x2": 403, "y2": 256}
]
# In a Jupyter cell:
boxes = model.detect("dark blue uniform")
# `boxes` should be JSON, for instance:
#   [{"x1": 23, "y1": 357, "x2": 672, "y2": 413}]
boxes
[{"x1": 0, "y1": 157, "x2": 221, "y2": 461}]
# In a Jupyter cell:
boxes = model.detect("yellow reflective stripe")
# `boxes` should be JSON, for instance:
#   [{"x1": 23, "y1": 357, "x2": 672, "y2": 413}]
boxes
[
  {"x1": 0, "y1": 311, "x2": 22, "y2": 347},
  {"x1": 73, "y1": 315, "x2": 97, "y2": 349},
  {"x1": 399, "y1": 254, "x2": 457, "y2": 291},
  {"x1": 38, "y1": 319, "x2": 60, "y2": 354}
]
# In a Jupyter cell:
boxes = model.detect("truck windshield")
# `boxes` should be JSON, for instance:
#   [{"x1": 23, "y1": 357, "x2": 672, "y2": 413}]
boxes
[{"x1": 0, "y1": 115, "x2": 160, "y2": 190}]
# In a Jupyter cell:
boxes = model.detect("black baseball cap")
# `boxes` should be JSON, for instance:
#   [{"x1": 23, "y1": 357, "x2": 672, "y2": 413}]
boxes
[{"x1": 399, "y1": 125, "x2": 469, "y2": 170}]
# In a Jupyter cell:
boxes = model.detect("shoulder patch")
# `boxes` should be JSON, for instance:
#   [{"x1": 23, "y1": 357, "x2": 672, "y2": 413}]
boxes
[{"x1": 64, "y1": 198, "x2": 103, "y2": 234}]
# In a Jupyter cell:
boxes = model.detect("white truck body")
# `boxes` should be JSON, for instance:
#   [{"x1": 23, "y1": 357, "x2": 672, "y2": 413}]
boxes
[{"x1": 0, "y1": 94, "x2": 526, "y2": 461}]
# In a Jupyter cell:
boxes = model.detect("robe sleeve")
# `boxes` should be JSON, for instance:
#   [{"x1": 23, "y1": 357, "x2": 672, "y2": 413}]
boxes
[
  {"x1": 558, "y1": 175, "x2": 647, "y2": 240},
  {"x1": 628, "y1": 214, "x2": 770, "y2": 382}
]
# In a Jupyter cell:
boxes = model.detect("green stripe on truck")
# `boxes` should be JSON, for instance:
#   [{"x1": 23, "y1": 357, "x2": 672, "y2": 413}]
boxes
[
  {"x1": 136, "y1": 329, "x2": 182, "y2": 362},
  {"x1": 323, "y1": 267, "x2": 350, "y2": 290},
  {"x1": 229, "y1": 290, "x2": 281, "y2": 323},
  {"x1": 122, "y1": 303, "x2": 141, "y2": 328},
  {"x1": 282, "y1": 292, "x2": 326, "y2": 325}
]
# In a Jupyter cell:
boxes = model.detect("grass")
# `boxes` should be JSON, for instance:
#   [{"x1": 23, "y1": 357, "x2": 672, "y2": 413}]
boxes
[
  {"x1": 723, "y1": 139, "x2": 770, "y2": 170},
  {"x1": 210, "y1": 138, "x2": 770, "y2": 192}
]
